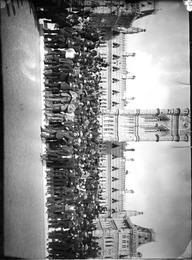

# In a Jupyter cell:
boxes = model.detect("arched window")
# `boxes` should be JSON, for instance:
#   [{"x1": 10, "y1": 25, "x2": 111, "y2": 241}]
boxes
[
  {"x1": 113, "y1": 66, "x2": 120, "y2": 72},
  {"x1": 112, "y1": 166, "x2": 118, "y2": 171},
  {"x1": 113, "y1": 78, "x2": 120, "y2": 83},
  {"x1": 112, "y1": 188, "x2": 119, "y2": 192},
  {"x1": 112, "y1": 198, "x2": 119, "y2": 203},
  {"x1": 112, "y1": 143, "x2": 119, "y2": 148},
  {"x1": 112, "y1": 90, "x2": 119, "y2": 95},
  {"x1": 113, "y1": 54, "x2": 120, "y2": 60},
  {"x1": 112, "y1": 154, "x2": 118, "y2": 159},
  {"x1": 112, "y1": 101, "x2": 119, "y2": 106},
  {"x1": 112, "y1": 177, "x2": 118, "y2": 181},
  {"x1": 113, "y1": 43, "x2": 120, "y2": 48}
]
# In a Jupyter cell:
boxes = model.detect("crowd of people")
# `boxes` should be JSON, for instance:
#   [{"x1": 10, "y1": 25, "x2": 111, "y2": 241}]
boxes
[{"x1": 33, "y1": 0, "x2": 109, "y2": 258}]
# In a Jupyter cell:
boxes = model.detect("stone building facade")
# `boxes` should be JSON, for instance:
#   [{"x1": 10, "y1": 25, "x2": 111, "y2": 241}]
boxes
[
  {"x1": 88, "y1": 1, "x2": 190, "y2": 258},
  {"x1": 84, "y1": 0, "x2": 158, "y2": 28},
  {"x1": 93, "y1": 215, "x2": 155, "y2": 258},
  {"x1": 100, "y1": 108, "x2": 191, "y2": 142}
]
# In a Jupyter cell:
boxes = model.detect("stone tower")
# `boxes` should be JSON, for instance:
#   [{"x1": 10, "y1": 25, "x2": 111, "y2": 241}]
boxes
[
  {"x1": 93, "y1": 216, "x2": 155, "y2": 258},
  {"x1": 100, "y1": 108, "x2": 190, "y2": 142}
]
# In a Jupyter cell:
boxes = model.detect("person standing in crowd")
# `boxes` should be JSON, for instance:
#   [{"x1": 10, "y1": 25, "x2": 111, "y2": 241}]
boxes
[{"x1": 35, "y1": 1, "x2": 111, "y2": 258}]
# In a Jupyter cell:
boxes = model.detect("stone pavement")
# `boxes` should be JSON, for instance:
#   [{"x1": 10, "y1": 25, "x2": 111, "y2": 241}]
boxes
[{"x1": 1, "y1": 0, "x2": 46, "y2": 258}]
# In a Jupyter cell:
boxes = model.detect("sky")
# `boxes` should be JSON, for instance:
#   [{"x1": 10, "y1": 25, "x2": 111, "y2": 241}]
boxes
[{"x1": 124, "y1": 1, "x2": 191, "y2": 258}]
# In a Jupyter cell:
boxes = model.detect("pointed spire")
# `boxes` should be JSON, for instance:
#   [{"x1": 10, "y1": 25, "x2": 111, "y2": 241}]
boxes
[
  {"x1": 123, "y1": 52, "x2": 136, "y2": 57},
  {"x1": 126, "y1": 158, "x2": 135, "y2": 161},
  {"x1": 125, "y1": 189, "x2": 134, "y2": 193},
  {"x1": 130, "y1": 27, "x2": 146, "y2": 33},
  {"x1": 122, "y1": 71, "x2": 136, "y2": 80},
  {"x1": 123, "y1": 27, "x2": 146, "y2": 34},
  {"x1": 125, "y1": 148, "x2": 135, "y2": 152},
  {"x1": 127, "y1": 97, "x2": 135, "y2": 100},
  {"x1": 122, "y1": 75, "x2": 136, "y2": 80},
  {"x1": 127, "y1": 210, "x2": 143, "y2": 217}
]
